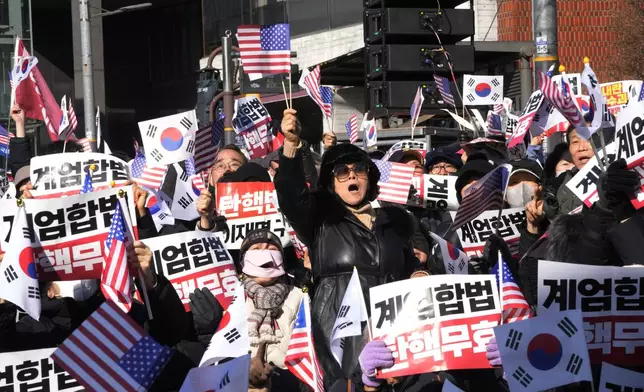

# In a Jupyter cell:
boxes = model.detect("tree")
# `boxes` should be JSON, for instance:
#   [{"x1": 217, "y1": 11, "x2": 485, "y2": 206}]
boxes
[{"x1": 610, "y1": 0, "x2": 644, "y2": 81}]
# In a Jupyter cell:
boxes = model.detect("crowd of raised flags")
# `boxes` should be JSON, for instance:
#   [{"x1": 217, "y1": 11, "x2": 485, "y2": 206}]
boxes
[{"x1": 0, "y1": 21, "x2": 642, "y2": 392}]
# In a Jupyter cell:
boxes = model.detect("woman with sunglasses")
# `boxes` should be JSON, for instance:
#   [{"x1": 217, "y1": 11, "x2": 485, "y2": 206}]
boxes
[{"x1": 274, "y1": 109, "x2": 419, "y2": 391}]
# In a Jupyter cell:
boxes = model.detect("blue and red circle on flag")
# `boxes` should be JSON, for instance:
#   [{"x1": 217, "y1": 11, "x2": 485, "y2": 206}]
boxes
[
  {"x1": 527, "y1": 333, "x2": 563, "y2": 371},
  {"x1": 447, "y1": 242, "x2": 461, "y2": 261},
  {"x1": 146, "y1": 195, "x2": 161, "y2": 215},
  {"x1": 19, "y1": 247, "x2": 38, "y2": 279},
  {"x1": 160, "y1": 127, "x2": 184, "y2": 151},
  {"x1": 475, "y1": 83, "x2": 492, "y2": 98},
  {"x1": 368, "y1": 125, "x2": 376, "y2": 139}
]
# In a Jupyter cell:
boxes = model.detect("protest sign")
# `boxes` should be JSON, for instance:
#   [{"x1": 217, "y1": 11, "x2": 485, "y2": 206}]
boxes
[
  {"x1": 144, "y1": 231, "x2": 237, "y2": 311},
  {"x1": 449, "y1": 208, "x2": 526, "y2": 258},
  {"x1": 18, "y1": 187, "x2": 138, "y2": 281},
  {"x1": 0, "y1": 197, "x2": 18, "y2": 254},
  {"x1": 508, "y1": 90, "x2": 544, "y2": 148},
  {"x1": 598, "y1": 362, "x2": 644, "y2": 392},
  {"x1": 538, "y1": 261, "x2": 644, "y2": 366},
  {"x1": 566, "y1": 141, "x2": 616, "y2": 207},
  {"x1": 383, "y1": 140, "x2": 427, "y2": 161},
  {"x1": 615, "y1": 99, "x2": 644, "y2": 168},
  {"x1": 530, "y1": 99, "x2": 569, "y2": 137},
  {"x1": 216, "y1": 182, "x2": 290, "y2": 249},
  {"x1": 29, "y1": 153, "x2": 130, "y2": 198},
  {"x1": 423, "y1": 174, "x2": 459, "y2": 211},
  {"x1": 370, "y1": 275, "x2": 501, "y2": 378},
  {"x1": 553, "y1": 73, "x2": 582, "y2": 96},
  {"x1": 232, "y1": 96, "x2": 272, "y2": 159},
  {"x1": 601, "y1": 80, "x2": 643, "y2": 117},
  {"x1": 0, "y1": 348, "x2": 82, "y2": 392}
]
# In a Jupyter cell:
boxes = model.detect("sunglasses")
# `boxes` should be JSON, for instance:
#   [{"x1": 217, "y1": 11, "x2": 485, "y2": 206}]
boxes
[{"x1": 332, "y1": 162, "x2": 369, "y2": 180}]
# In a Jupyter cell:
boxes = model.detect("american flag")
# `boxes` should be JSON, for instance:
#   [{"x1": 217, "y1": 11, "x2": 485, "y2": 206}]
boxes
[
  {"x1": 285, "y1": 294, "x2": 325, "y2": 392},
  {"x1": 434, "y1": 75, "x2": 455, "y2": 106},
  {"x1": 300, "y1": 65, "x2": 330, "y2": 118},
  {"x1": 0, "y1": 126, "x2": 13, "y2": 149},
  {"x1": 68, "y1": 97, "x2": 78, "y2": 131},
  {"x1": 237, "y1": 24, "x2": 291, "y2": 75},
  {"x1": 493, "y1": 104, "x2": 504, "y2": 115},
  {"x1": 77, "y1": 138, "x2": 92, "y2": 152},
  {"x1": 487, "y1": 112, "x2": 503, "y2": 136},
  {"x1": 539, "y1": 72, "x2": 587, "y2": 136},
  {"x1": 131, "y1": 150, "x2": 167, "y2": 192},
  {"x1": 51, "y1": 300, "x2": 173, "y2": 392},
  {"x1": 639, "y1": 84, "x2": 644, "y2": 102},
  {"x1": 80, "y1": 168, "x2": 93, "y2": 194},
  {"x1": 184, "y1": 157, "x2": 205, "y2": 192},
  {"x1": 450, "y1": 164, "x2": 511, "y2": 233},
  {"x1": 373, "y1": 160, "x2": 416, "y2": 205},
  {"x1": 195, "y1": 114, "x2": 224, "y2": 173},
  {"x1": 490, "y1": 258, "x2": 532, "y2": 323},
  {"x1": 320, "y1": 86, "x2": 333, "y2": 118},
  {"x1": 410, "y1": 86, "x2": 425, "y2": 130},
  {"x1": 101, "y1": 202, "x2": 133, "y2": 313},
  {"x1": 345, "y1": 114, "x2": 358, "y2": 144}
]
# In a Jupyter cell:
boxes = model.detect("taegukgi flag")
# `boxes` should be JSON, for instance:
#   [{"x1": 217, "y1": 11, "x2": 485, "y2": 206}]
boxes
[
  {"x1": 463, "y1": 75, "x2": 504, "y2": 106},
  {"x1": 139, "y1": 110, "x2": 198, "y2": 167}
]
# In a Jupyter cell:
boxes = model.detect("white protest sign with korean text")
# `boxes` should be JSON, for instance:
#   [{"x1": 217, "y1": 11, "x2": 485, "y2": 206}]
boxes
[
  {"x1": 370, "y1": 275, "x2": 501, "y2": 378},
  {"x1": 383, "y1": 140, "x2": 427, "y2": 161},
  {"x1": 143, "y1": 231, "x2": 238, "y2": 311},
  {"x1": 0, "y1": 197, "x2": 18, "y2": 254},
  {"x1": 508, "y1": 90, "x2": 544, "y2": 148},
  {"x1": 232, "y1": 96, "x2": 272, "y2": 159},
  {"x1": 29, "y1": 153, "x2": 130, "y2": 198},
  {"x1": 449, "y1": 208, "x2": 526, "y2": 258},
  {"x1": 615, "y1": 99, "x2": 644, "y2": 168},
  {"x1": 0, "y1": 348, "x2": 82, "y2": 392},
  {"x1": 553, "y1": 73, "x2": 582, "y2": 96},
  {"x1": 598, "y1": 362, "x2": 644, "y2": 392},
  {"x1": 423, "y1": 174, "x2": 459, "y2": 211},
  {"x1": 216, "y1": 182, "x2": 290, "y2": 249},
  {"x1": 601, "y1": 80, "x2": 643, "y2": 117},
  {"x1": 538, "y1": 261, "x2": 644, "y2": 366},
  {"x1": 21, "y1": 187, "x2": 138, "y2": 281},
  {"x1": 566, "y1": 141, "x2": 616, "y2": 207}
]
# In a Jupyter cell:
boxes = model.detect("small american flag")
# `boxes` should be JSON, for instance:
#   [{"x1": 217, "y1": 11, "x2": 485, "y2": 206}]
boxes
[
  {"x1": 184, "y1": 157, "x2": 205, "y2": 192},
  {"x1": 450, "y1": 164, "x2": 511, "y2": 233},
  {"x1": 0, "y1": 126, "x2": 14, "y2": 150},
  {"x1": 101, "y1": 202, "x2": 133, "y2": 313},
  {"x1": 490, "y1": 258, "x2": 532, "y2": 323},
  {"x1": 51, "y1": 301, "x2": 173, "y2": 392},
  {"x1": 301, "y1": 66, "x2": 330, "y2": 118},
  {"x1": 373, "y1": 160, "x2": 415, "y2": 205},
  {"x1": 410, "y1": 86, "x2": 425, "y2": 130},
  {"x1": 237, "y1": 24, "x2": 291, "y2": 75},
  {"x1": 285, "y1": 294, "x2": 325, "y2": 392},
  {"x1": 195, "y1": 114, "x2": 224, "y2": 173},
  {"x1": 639, "y1": 84, "x2": 644, "y2": 102},
  {"x1": 345, "y1": 114, "x2": 358, "y2": 144},
  {"x1": 77, "y1": 138, "x2": 92, "y2": 152},
  {"x1": 539, "y1": 72, "x2": 588, "y2": 137},
  {"x1": 487, "y1": 112, "x2": 503, "y2": 136},
  {"x1": 131, "y1": 150, "x2": 167, "y2": 192},
  {"x1": 320, "y1": 86, "x2": 333, "y2": 119},
  {"x1": 80, "y1": 168, "x2": 93, "y2": 194},
  {"x1": 68, "y1": 97, "x2": 78, "y2": 131},
  {"x1": 434, "y1": 75, "x2": 455, "y2": 106},
  {"x1": 493, "y1": 104, "x2": 504, "y2": 115}
]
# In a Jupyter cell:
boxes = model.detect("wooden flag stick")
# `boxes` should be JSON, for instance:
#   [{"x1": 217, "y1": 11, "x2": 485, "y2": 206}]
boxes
[
  {"x1": 288, "y1": 70, "x2": 293, "y2": 109},
  {"x1": 281, "y1": 78, "x2": 290, "y2": 110}
]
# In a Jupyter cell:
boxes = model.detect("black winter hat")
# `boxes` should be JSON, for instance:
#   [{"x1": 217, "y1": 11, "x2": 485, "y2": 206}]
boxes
[
  {"x1": 425, "y1": 146, "x2": 463, "y2": 172},
  {"x1": 454, "y1": 154, "x2": 496, "y2": 202},
  {"x1": 219, "y1": 162, "x2": 271, "y2": 183},
  {"x1": 239, "y1": 228, "x2": 284, "y2": 263},
  {"x1": 318, "y1": 143, "x2": 381, "y2": 202},
  {"x1": 544, "y1": 143, "x2": 572, "y2": 179},
  {"x1": 510, "y1": 159, "x2": 543, "y2": 182}
]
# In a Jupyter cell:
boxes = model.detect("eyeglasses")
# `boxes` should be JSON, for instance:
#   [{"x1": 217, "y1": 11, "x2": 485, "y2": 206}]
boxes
[
  {"x1": 212, "y1": 160, "x2": 243, "y2": 173},
  {"x1": 430, "y1": 164, "x2": 457, "y2": 174},
  {"x1": 332, "y1": 162, "x2": 369, "y2": 181}
]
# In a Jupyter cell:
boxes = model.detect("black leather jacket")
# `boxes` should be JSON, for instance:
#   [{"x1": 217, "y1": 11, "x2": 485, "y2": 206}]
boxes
[{"x1": 274, "y1": 147, "x2": 418, "y2": 390}]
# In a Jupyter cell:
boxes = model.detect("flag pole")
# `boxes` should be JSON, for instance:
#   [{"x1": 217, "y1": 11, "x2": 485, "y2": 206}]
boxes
[
  {"x1": 288, "y1": 70, "x2": 293, "y2": 109},
  {"x1": 281, "y1": 77, "x2": 290, "y2": 110},
  {"x1": 497, "y1": 250, "x2": 504, "y2": 325}
]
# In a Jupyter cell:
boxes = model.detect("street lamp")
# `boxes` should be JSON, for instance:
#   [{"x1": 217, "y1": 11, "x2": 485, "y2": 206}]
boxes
[{"x1": 79, "y1": 1, "x2": 152, "y2": 152}]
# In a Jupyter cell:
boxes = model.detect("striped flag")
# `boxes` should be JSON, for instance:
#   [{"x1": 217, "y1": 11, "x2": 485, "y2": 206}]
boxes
[
  {"x1": 434, "y1": 75, "x2": 455, "y2": 106},
  {"x1": 373, "y1": 160, "x2": 415, "y2": 205},
  {"x1": 539, "y1": 72, "x2": 589, "y2": 139},
  {"x1": 487, "y1": 112, "x2": 503, "y2": 136},
  {"x1": 51, "y1": 301, "x2": 173, "y2": 392},
  {"x1": 0, "y1": 126, "x2": 13, "y2": 157},
  {"x1": 76, "y1": 138, "x2": 92, "y2": 152},
  {"x1": 410, "y1": 86, "x2": 425, "y2": 131},
  {"x1": 450, "y1": 164, "x2": 511, "y2": 232},
  {"x1": 101, "y1": 202, "x2": 133, "y2": 313},
  {"x1": 299, "y1": 66, "x2": 331, "y2": 118},
  {"x1": 490, "y1": 256, "x2": 532, "y2": 324},
  {"x1": 320, "y1": 86, "x2": 333, "y2": 118},
  {"x1": 285, "y1": 293, "x2": 325, "y2": 392},
  {"x1": 131, "y1": 150, "x2": 167, "y2": 192},
  {"x1": 68, "y1": 97, "x2": 78, "y2": 131},
  {"x1": 493, "y1": 104, "x2": 504, "y2": 115},
  {"x1": 237, "y1": 24, "x2": 291, "y2": 77},
  {"x1": 194, "y1": 113, "x2": 224, "y2": 173},
  {"x1": 345, "y1": 114, "x2": 359, "y2": 144}
]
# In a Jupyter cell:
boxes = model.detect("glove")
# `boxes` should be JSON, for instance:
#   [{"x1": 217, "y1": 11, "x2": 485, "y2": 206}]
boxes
[
  {"x1": 359, "y1": 340, "x2": 395, "y2": 388},
  {"x1": 486, "y1": 336, "x2": 502, "y2": 366},
  {"x1": 189, "y1": 288, "x2": 224, "y2": 339},
  {"x1": 597, "y1": 158, "x2": 639, "y2": 220},
  {"x1": 481, "y1": 234, "x2": 513, "y2": 274}
]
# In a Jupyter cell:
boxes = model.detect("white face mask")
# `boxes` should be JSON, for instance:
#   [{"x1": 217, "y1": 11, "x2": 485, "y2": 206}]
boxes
[
  {"x1": 506, "y1": 182, "x2": 538, "y2": 208},
  {"x1": 55, "y1": 280, "x2": 99, "y2": 302}
]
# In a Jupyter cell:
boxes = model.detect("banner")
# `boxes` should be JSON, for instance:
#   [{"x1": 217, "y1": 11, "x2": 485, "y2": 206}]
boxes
[
  {"x1": 0, "y1": 196, "x2": 19, "y2": 254},
  {"x1": 29, "y1": 153, "x2": 130, "y2": 198},
  {"x1": 216, "y1": 182, "x2": 290, "y2": 249},
  {"x1": 0, "y1": 348, "x2": 82, "y2": 391},
  {"x1": 423, "y1": 174, "x2": 459, "y2": 211},
  {"x1": 598, "y1": 362, "x2": 644, "y2": 392},
  {"x1": 144, "y1": 231, "x2": 237, "y2": 311},
  {"x1": 370, "y1": 275, "x2": 501, "y2": 378},
  {"x1": 232, "y1": 96, "x2": 272, "y2": 159},
  {"x1": 538, "y1": 261, "x2": 644, "y2": 366},
  {"x1": 508, "y1": 90, "x2": 544, "y2": 148},
  {"x1": 449, "y1": 208, "x2": 526, "y2": 258},
  {"x1": 601, "y1": 80, "x2": 643, "y2": 117},
  {"x1": 615, "y1": 99, "x2": 644, "y2": 168},
  {"x1": 16, "y1": 187, "x2": 139, "y2": 281}
]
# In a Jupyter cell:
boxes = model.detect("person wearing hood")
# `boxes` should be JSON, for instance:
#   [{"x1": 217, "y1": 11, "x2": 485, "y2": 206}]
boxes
[{"x1": 274, "y1": 108, "x2": 418, "y2": 390}]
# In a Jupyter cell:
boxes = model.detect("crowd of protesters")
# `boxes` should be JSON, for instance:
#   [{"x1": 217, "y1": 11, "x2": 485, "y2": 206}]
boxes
[{"x1": 0, "y1": 100, "x2": 643, "y2": 392}]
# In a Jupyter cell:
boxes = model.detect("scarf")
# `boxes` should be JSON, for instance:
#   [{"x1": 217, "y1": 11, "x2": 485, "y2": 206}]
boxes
[
  {"x1": 346, "y1": 203, "x2": 376, "y2": 230},
  {"x1": 243, "y1": 278, "x2": 290, "y2": 346}
]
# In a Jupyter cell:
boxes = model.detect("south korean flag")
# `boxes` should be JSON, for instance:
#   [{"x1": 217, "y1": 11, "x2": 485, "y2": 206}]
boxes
[
  {"x1": 428, "y1": 232, "x2": 469, "y2": 275},
  {"x1": 494, "y1": 309, "x2": 592, "y2": 392},
  {"x1": 330, "y1": 267, "x2": 369, "y2": 367},
  {"x1": 598, "y1": 362, "x2": 644, "y2": 392},
  {"x1": 181, "y1": 354, "x2": 250, "y2": 392},
  {"x1": 139, "y1": 110, "x2": 197, "y2": 167},
  {"x1": 200, "y1": 279, "x2": 249, "y2": 367},
  {"x1": 169, "y1": 161, "x2": 201, "y2": 222},
  {"x1": 463, "y1": 75, "x2": 504, "y2": 106}
]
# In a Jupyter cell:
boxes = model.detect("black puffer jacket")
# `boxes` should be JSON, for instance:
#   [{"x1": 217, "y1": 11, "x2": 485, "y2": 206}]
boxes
[{"x1": 274, "y1": 144, "x2": 418, "y2": 390}]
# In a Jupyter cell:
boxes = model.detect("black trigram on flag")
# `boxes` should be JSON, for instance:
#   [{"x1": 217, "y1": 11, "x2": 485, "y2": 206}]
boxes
[
  {"x1": 158, "y1": 212, "x2": 168, "y2": 220},
  {"x1": 491, "y1": 78, "x2": 500, "y2": 87},
  {"x1": 186, "y1": 140, "x2": 195, "y2": 153},
  {"x1": 505, "y1": 329, "x2": 522, "y2": 350},
  {"x1": 147, "y1": 124, "x2": 158, "y2": 138},
  {"x1": 150, "y1": 149, "x2": 163, "y2": 162},
  {"x1": 22, "y1": 227, "x2": 32, "y2": 240},
  {"x1": 605, "y1": 382, "x2": 644, "y2": 392},
  {"x1": 180, "y1": 117, "x2": 193, "y2": 130},
  {"x1": 467, "y1": 79, "x2": 475, "y2": 87},
  {"x1": 458, "y1": 259, "x2": 466, "y2": 272},
  {"x1": 28, "y1": 286, "x2": 40, "y2": 299},
  {"x1": 224, "y1": 328, "x2": 241, "y2": 343},
  {"x1": 558, "y1": 316, "x2": 578, "y2": 337},
  {"x1": 339, "y1": 338, "x2": 345, "y2": 350},
  {"x1": 338, "y1": 305, "x2": 350, "y2": 318},
  {"x1": 178, "y1": 192, "x2": 194, "y2": 209},
  {"x1": 512, "y1": 366, "x2": 533, "y2": 387},
  {"x1": 491, "y1": 93, "x2": 500, "y2": 102},
  {"x1": 179, "y1": 169, "x2": 189, "y2": 182},
  {"x1": 566, "y1": 353, "x2": 583, "y2": 375},
  {"x1": 467, "y1": 93, "x2": 475, "y2": 102},
  {"x1": 4, "y1": 265, "x2": 18, "y2": 283},
  {"x1": 447, "y1": 263, "x2": 455, "y2": 274},
  {"x1": 219, "y1": 372, "x2": 230, "y2": 389},
  {"x1": 337, "y1": 321, "x2": 353, "y2": 330}
]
